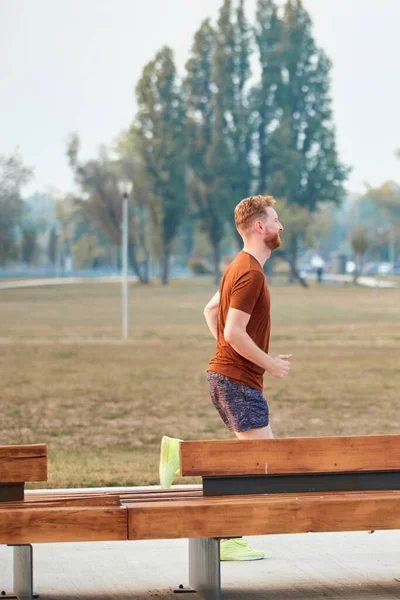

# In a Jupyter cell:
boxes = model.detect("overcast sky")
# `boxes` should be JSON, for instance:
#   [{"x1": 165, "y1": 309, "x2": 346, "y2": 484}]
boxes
[{"x1": 1, "y1": 0, "x2": 399, "y2": 197}]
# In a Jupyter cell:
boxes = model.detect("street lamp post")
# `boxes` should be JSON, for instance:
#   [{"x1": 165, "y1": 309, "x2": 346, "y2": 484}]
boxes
[{"x1": 117, "y1": 180, "x2": 133, "y2": 340}]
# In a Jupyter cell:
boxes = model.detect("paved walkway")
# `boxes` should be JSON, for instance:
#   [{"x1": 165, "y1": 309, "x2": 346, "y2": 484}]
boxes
[
  {"x1": 1, "y1": 530, "x2": 399, "y2": 599},
  {"x1": 0, "y1": 274, "x2": 398, "y2": 290},
  {"x1": 0, "y1": 276, "x2": 138, "y2": 290}
]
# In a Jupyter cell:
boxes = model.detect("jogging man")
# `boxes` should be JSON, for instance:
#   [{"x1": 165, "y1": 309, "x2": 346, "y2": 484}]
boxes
[{"x1": 160, "y1": 195, "x2": 292, "y2": 560}]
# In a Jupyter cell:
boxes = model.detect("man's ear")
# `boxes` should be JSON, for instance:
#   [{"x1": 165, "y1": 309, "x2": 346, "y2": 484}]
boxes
[{"x1": 255, "y1": 219, "x2": 264, "y2": 233}]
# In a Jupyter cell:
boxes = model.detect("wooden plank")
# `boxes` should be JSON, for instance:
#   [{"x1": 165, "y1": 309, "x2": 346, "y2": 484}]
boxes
[
  {"x1": 24, "y1": 487, "x2": 202, "y2": 504},
  {"x1": 0, "y1": 444, "x2": 47, "y2": 482},
  {"x1": 25, "y1": 485, "x2": 201, "y2": 500},
  {"x1": 127, "y1": 490, "x2": 400, "y2": 540},
  {"x1": 4, "y1": 494, "x2": 121, "y2": 508},
  {"x1": 0, "y1": 506, "x2": 128, "y2": 544},
  {"x1": 180, "y1": 435, "x2": 400, "y2": 476}
]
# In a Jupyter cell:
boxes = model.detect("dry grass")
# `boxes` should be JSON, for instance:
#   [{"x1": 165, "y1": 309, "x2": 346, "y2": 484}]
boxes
[{"x1": 0, "y1": 278, "x2": 399, "y2": 488}]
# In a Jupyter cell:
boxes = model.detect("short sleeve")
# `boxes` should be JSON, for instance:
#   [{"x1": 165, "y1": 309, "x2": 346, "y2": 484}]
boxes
[{"x1": 229, "y1": 270, "x2": 265, "y2": 315}]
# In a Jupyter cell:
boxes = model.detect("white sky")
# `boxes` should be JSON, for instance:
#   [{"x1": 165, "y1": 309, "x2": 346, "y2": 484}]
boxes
[{"x1": 1, "y1": 0, "x2": 399, "y2": 197}]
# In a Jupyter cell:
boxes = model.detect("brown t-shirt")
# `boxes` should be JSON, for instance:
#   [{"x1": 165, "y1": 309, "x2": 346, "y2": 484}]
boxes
[{"x1": 207, "y1": 250, "x2": 271, "y2": 391}]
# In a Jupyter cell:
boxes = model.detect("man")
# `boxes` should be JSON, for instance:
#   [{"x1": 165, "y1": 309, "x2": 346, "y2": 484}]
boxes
[{"x1": 159, "y1": 195, "x2": 292, "y2": 560}]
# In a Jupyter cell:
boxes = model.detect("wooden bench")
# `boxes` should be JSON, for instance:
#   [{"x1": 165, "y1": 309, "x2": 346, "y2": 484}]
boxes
[
  {"x1": 1, "y1": 435, "x2": 400, "y2": 600},
  {"x1": 129, "y1": 434, "x2": 400, "y2": 599}
]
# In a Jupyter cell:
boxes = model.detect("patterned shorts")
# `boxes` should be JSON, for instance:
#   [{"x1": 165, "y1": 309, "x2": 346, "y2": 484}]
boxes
[{"x1": 206, "y1": 371, "x2": 269, "y2": 433}]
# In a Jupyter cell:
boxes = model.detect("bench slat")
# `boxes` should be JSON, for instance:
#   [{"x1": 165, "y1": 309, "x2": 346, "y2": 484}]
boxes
[
  {"x1": 0, "y1": 444, "x2": 47, "y2": 482},
  {"x1": 127, "y1": 490, "x2": 400, "y2": 540},
  {"x1": 0, "y1": 506, "x2": 128, "y2": 544},
  {"x1": 180, "y1": 435, "x2": 400, "y2": 476},
  {"x1": 4, "y1": 495, "x2": 121, "y2": 508}
]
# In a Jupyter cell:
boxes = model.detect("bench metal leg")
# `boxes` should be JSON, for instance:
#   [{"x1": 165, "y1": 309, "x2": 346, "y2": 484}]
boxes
[
  {"x1": 188, "y1": 538, "x2": 221, "y2": 600},
  {"x1": 7, "y1": 544, "x2": 34, "y2": 600}
]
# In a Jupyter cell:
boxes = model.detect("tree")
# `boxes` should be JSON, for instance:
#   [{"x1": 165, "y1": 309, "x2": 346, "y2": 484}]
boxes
[
  {"x1": 274, "y1": 198, "x2": 312, "y2": 286},
  {"x1": 134, "y1": 46, "x2": 187, "y2": 285},
  {"x1": 251, "y1": 0, "x2": 282, "y2": 191},
  {"x1": 268, "y1": 0, "x2": 349, "y2": 283},
  {"x1": 363, "y1": 181, "x2": 400, "y2": 265},
  {"x1": 0, "y1": 150, "x2": 33, "y2": 265},
  {"x1": 67, "y1": 134, "x2": 149, "y2": 279},
  {"x1": 350, "y1": 228, "x2": 370, "y2": 284},
  {"x1": 71, "y1": 233, "x2": 106, "y2": 269},
  {"x1": 184, "y1": 18, "x2": 225, "y2": 283},
  {"x1": 209, "y1": 0, "x2": 253, "y2": 248},
  {"x1": 231, "y1": 0, "x2": 253, "y2": 209},
  {"x1": 114, "y1": 128, "x2": 152, "y2": 284},
  {"x1": 67, "y1": 134, "x2": 122, "y2": 247}
]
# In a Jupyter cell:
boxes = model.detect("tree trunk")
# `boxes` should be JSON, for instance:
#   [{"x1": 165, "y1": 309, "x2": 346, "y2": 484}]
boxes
[
  {"x1": 212, "y1": 241, "x2": 221, "y2": 286},
  {"x1": 287, "y1": 237, "x2": 308, "y2": 288},
  {"x1": 141, "y1": 251, "x2": 150, "y2": 284},
  {"x1": 161, "y1": 246, "x2": 170, "y2": 285},
  {"x1": 264, "y1": 254, "x2": 274, "y2": 283},
  {"x1": 352, "y1": 254, "x2": 365, "y2": 285},
  {"x1": 128, "y1": 245, "x2": 148, "y2": 284}
]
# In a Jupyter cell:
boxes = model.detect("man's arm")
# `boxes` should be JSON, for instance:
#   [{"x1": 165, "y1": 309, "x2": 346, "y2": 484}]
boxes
[
  {"x1": 203, "y1": 291, "x2": 220, "y2": 340},
  {"x1": 224, "y1": 307, "x2": 292, "y2": 379}
]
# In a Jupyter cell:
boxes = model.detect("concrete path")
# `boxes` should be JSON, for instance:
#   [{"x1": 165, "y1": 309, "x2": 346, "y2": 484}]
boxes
[
  {"x1": 0, "y1": 274, "x2": 398, "y2": 290},
  {"x1": 1, "y1": 530, "x2": 399, "y2": 599},
  {"x1": 0, "y1": 276, "x2": 138, "y2": 290}
]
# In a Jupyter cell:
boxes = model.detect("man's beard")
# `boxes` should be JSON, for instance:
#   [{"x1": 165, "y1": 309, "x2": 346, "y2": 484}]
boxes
[{"x1": 264, "y1": 232, "x2": 281, "y2": 251}]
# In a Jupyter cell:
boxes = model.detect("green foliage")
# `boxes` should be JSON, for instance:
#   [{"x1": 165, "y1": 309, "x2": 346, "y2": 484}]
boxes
[
  {"x1": 251, "y1": 0, "x2": 283, "y2": 190},
  {"x1": 66, "y1": 134, "x2": 124, "y2": 246},
  {"x1": 21, "y1": 223, "x2": 40, "y2": 264},
  {"x1": 274, "y1": 197, "x2": 312, "y2": 251},
  {"x1": 252, "y1": 0, "x2": 348, "y2": 281},
  {"x1": 350, "y1": 228, "x2": 370, "y2": 257},
  {"x1": 49, "y1": 0, "x2": 355, "y2": 284},
  {"x1": 135, "y1": 46, "x2": 187, "y2": 284},
  {"x1": 185, "y1": 18, "x2": 225, "y2": 281},
  {"x1": 0, "y1": 150, "x2": 33, "y2": 265},
  {"x1": 350, "y1": 228, "x2": 370, "y2": 283},
  {"x1": 187, "y1": 257, "x2": 212, "y2": 275},
  {"x1": 210, "y1": 0, "x2": 253, "y2": 232},
  {"x1": 71, "y1": 233, "x2": 106, "y2": 269},
  {"x1": 364, "y1": 181, "x2": 400, "y2": 221},
  {"x1": 267, "y1": 1, "x2": 349, "y2": 213},
  {"x1": 114, "y1": 128, "x2": 152, "y2": 283}
]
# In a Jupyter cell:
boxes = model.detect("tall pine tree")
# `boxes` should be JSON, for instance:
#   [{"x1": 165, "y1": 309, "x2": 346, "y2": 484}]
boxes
[
  {"x1": 251, "y1": 0, "x2": 282, "y2": 191},
  {"x1": 184, "y1": 19, "x2": 225, "y2": 283},
  {"x1": 135, "y1": 46, "x2": 186, "y2": 285},
  {"x1": 268, "y1": 0, "x2": 349, "y2": 282},
  {"x1": 209, "y1": 0, "x2": 253, "y2": 248}
]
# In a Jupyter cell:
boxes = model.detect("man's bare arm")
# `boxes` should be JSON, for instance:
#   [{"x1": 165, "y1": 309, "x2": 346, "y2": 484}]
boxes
[
  {"x1": 224, "y1": 307, "x2": 292, "y2": 379},
  {"x1": 203, "y1": 291, "x2": 220, "y2": 340}
]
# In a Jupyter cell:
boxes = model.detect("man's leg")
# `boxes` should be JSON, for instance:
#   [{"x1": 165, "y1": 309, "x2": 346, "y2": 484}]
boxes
[
  {"x1": 218, "y1": 424, "x2": 273, "y2": 560},
  {"x1": 205, "y1": 373, "x2": 269, "y2": 561},
  {"x1": 234, "y1": 423, "x2": 273, "y2": 439}
]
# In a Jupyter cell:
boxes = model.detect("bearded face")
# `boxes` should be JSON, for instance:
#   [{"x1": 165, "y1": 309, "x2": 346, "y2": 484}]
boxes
[{"x1": 263, "y1": 231, "x2": 281, "y2": 251}]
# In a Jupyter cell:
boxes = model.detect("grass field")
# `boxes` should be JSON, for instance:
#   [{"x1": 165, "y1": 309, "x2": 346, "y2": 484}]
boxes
[{"x1": 1, "y1": 278, "x2": 399, "y2": 489}]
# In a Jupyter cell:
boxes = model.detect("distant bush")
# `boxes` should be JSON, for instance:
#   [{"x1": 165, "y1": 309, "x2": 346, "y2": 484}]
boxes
[{"x1": 188, "y1": 257, "x2": 212, "y2": 275}]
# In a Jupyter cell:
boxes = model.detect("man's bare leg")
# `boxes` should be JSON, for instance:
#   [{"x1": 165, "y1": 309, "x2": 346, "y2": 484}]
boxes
[
  {"x1": 235, "y1": 424, "x2": 273, "y2": 439},
  {"x1": 219, "y1": 424, "x2": 273, "y2": 548}
]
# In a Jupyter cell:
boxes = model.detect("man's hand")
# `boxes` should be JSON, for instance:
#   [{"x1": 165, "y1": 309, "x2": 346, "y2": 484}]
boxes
[{"x1": 267, "y1": 354, "x2": 292, "y2": 379}]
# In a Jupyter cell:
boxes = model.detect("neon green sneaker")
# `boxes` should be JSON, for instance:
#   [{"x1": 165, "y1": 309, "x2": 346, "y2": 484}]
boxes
[
  {"x1": 220, "y1": 539, "x2": 265, "y2": 561},
  {"x1": 159, "y1": 436, "x2": 182, "y2": 489}
]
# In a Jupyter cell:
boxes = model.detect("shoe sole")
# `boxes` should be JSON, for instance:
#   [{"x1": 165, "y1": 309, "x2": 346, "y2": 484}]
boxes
[{"x1": 221, "y1": 556, "x2": 265, "y2": 561}]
